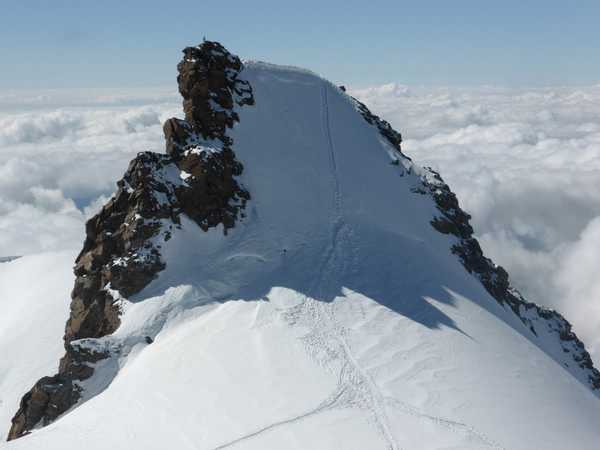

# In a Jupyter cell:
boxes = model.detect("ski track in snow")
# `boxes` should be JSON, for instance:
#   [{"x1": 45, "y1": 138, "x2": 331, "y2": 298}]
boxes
[
  {"x1": 277, "y1": 295, "x2": 508, "y2": 450},
  {"x1": 292, "y1": 296, "x2": 401, "y2": 450},
  {"x1": 308, "y1": 82, "x2": 346, "y2": 300},
  {"x1": 263, "y1": 82, "x2": 401, "y2": 450},
  {"x1": 320, "y1": 82, "x2": 341, "y2": 212},
  {"x1": 212, "y1": 387, "x2": 347, "y2": 449},
  {"x1": 383, "y1": 396, "x2": 508, "y2": 450}
]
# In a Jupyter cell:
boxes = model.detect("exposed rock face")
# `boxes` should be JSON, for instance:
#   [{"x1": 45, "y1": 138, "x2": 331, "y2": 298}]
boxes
[
  {"x1": 177, "y1": 41, "x2": 254, "y2": 140},
  {"x1": 8, "y1": 40, "x2": 254, "y2": 441},
  {"x1": 353, "y1": 97, "x2": 405, "y2": 159},
  {"x1": 8, "y1": 376, "x2": 77, "y2": 439},
  {"x1": 351, "y1": 94, "x2": 600, "y2": 391}
]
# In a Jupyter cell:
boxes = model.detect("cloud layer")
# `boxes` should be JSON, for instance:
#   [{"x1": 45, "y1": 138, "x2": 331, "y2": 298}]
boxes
[
  {"x1": 1, "y1": 84, "x2": 599, "y2": 357},
  {"x1": 0, "y1": 92, "x2": 179, "y2": 254},
  {"x1": 352, "y1": 83, "x2": 600, "y2": 357}
]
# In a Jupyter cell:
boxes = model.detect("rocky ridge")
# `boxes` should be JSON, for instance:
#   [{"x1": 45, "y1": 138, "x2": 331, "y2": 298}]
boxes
[
  {"x1": 350, "y1": 94, "x2": 600, "y2": 391},
  {"x1": 8, "y1": 40, "x2": 254, "y2": 440}
]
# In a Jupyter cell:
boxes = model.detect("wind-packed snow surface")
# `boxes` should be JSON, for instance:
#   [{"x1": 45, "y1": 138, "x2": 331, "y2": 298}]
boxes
[{"x1": 3, "y1": 63, "x2": 600, "y2": 449}]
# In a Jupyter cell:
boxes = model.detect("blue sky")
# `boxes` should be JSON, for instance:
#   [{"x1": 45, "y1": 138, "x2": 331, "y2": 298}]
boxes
[{"x1": 1, "y1": 0, "x2": 599, "y2": 89}]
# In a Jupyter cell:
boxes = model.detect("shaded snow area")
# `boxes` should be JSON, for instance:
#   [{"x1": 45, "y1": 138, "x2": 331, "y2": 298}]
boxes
[{"x1": 2, "y1": 66, "x2": 600, "y2": 449}]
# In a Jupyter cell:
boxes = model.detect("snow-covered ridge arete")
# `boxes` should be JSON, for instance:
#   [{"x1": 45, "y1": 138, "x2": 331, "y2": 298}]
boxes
[{"x1": 5, "y1": 41, "x2": 600, "y2": 449}]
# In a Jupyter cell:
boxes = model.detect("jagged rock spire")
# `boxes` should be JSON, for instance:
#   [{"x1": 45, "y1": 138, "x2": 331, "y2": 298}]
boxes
[
  {"x1": 7, "y1": 40, "x2": 254, "y2": 441},
  {"x1": 164, "y1": 41, "x2": 253, "y2": 156}
]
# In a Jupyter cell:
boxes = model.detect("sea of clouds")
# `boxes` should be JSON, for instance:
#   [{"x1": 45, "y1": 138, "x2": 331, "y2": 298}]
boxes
[
  {"x1": 1, "y1": 83, "x2": 599, "y2": 357},
  {"x1": 0, "y1": 88, "x2": 180, "y2": 255}
]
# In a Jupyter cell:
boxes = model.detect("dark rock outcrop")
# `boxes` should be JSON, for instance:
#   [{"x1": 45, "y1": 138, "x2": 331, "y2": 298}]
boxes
[
  {"x1": 350, "y1": 94, "x2": 600, "y2": 391},
  {"x1": 8, "y1": 40, "x2": 254, "y2": 441},
  {"x1": 177, "y1": 41, "x2": 254, "y2": 140},
  {"x1": 0, "y1": 256, "x2": 20, "y2": 263},
  {"x1": 8, "y1": 376, "x2": 77, "y2": 440},
  {"x1": 353, "y1": 97, "x2": 406, "y2": 160}
]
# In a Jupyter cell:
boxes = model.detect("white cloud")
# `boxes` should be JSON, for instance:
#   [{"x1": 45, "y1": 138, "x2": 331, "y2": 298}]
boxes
[
  {"x1": 556, "y1": 217, "x2": 600, "y2": 354},
  {"x1": 0, "y1": 94, "x2": 179, "y2": 255},
  {"x1": 0, "y1": 187, "x2": 84, "y2": 254},
  {"x1": 0, "y1": 106, "x2": 165, "y2": 146},
  {"x1": 352, "y1": 82, "x2": 600, "y2": 357},
  {"x1": 0, "y1": 111, "x2": 83, "y2": 145}
]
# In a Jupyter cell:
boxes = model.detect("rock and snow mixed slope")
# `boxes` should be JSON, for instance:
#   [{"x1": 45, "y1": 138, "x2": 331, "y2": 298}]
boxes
[{"x1": 2, "y1": 42, "x2": 600, "y2": 449}]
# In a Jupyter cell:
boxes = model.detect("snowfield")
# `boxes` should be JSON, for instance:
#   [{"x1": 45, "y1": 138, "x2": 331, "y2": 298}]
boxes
[
  {"x1": 2, "y1": 63, "x2": 600, "y2": 449},
  {"x1": 0, "y1": 251, "x2": 75, "y2": 442}
]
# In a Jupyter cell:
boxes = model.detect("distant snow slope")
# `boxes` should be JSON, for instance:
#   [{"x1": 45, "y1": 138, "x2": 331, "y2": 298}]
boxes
[
  {"x1": 0, "y1": 251, "x2": 75, "y2": 441},
  {"x1": 3, "y1": 64, "x2": 600, "y2": 449},
  {"x1": 0, "y1": 257, "x2": 19, "y2": 263}
]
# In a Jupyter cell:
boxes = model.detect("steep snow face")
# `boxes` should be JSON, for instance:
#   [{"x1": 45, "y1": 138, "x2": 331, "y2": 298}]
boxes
[
  {"x1": 4, "y1": 63, "x2": 600, "y2": 449},
  {"x1": 0, "y1": 252, "x2": 75, "y2": 441}
]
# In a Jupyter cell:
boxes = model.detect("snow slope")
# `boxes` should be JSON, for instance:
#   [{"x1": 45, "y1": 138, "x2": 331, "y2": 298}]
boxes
[
  {"x1": 0, "y1": 251, "x2": 75, "y2": 441},
  {"x1": 3, "y1": 63, "x2": 600, "y2": 449}
]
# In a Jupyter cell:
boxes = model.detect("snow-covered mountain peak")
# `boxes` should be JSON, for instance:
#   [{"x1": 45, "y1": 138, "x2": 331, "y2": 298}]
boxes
[{"x1": 4, "y1": 41, "x2": 600, "y2": 449}]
